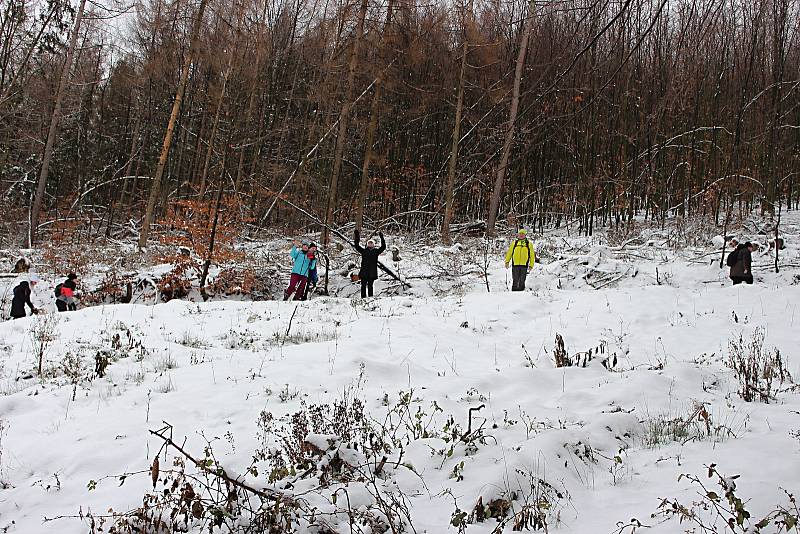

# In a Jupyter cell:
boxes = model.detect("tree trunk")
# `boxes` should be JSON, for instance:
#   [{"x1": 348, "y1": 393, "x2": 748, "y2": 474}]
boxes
[
  {"x1": 321, "y1": 0, "x2": 368, "y2": 245},
  {"x1": 198, "y1": 50, "x2": 235, "y2": 199},
  {"x1": 486, "y1": 0, "x2": 535, "y2": 237},
  {"x1": 199, "y1": 155, "x2": 227, "y2": 297},
  {"x1": 138, "y1": 0, "x2": 210, "y2": 249},
  {"x1": 774, "y1": 202, "x2": 781, "y2": 273},
  {"x1": 354, "y1": 0, "x2": 393, "y2": 233},
  {"x1": 29, "y1": 0, "x2": 87, "y2": 246},
  {"x1": 119, "y1": 114, "x2": 142, "y2": 206},
  {"x1": 441, "y1": 33, "x2": 469, "y2": 245}
]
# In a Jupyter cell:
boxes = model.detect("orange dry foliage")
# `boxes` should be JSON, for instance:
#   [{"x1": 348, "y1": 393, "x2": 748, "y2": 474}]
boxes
[
  {"x1": 204, "y1": 267, "x2": 257, "y2": 296},
  {"x1": 157, "y1": 254, "x2": 199, "y2": 301},
  {"x1": 158, "y1": 196, "x2": 250, "y2": 262},
  {"x1": 83, "y1": 269, "x2": 136, "y2": 305}
]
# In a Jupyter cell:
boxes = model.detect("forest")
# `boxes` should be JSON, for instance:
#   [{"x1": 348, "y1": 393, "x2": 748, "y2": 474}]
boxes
[{"x1": 1, "y1": 0, "x2": 798, "y2": 248}]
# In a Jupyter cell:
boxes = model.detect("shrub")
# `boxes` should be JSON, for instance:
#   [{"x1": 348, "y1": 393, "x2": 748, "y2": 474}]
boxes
[
  {"x1": 81, "y1": 391, "x2": 421, "y2": 533},
  {"x1": 157, "y1": 254, "x2": 199, "y2": 301},
  {"x1": 77, "y1": 385, "x2": 493, "y2": 533},
  {"x1": 553, "y1": 333, "x2": 617, "y2": 369},
  {"x1": 727, "y1": 328, "x2": 792, "y2": 403},
  {"x1": 651, "y1": 464, "x2": 799, "y2": 533},
  {"x1": 83, "y1": 269, "x2": 135, "y2": 305},
  {"x1": 469, "y1": 468, "x2": 568, "y2": 532},
  {"x1": 29, "y1": 314, "x2": 59, "y2": 377},
  {"x1": 640, "y1": 402, "x2": 744, "y2": 448}
]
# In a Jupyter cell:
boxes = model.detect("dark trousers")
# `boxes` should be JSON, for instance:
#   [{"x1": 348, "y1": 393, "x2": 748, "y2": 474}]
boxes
[
  {"x1": 511, "y1": 265, "x2": 528, "y2": 291},
  {"x1": 731, "y1": 275, "x2": 753, "y2": 286},
  {"x1": 301, "y1": 281, "x2": 315, "y2": 300},
  {"x1": 284, "y1": 274, "x2": 308, "y2": 301},
  {"x1": 361, "y1": 278, "x2": 375, "y2": 298},
  {"x1": 56, "y1": 300, "x2": 67, "y2": 312}
]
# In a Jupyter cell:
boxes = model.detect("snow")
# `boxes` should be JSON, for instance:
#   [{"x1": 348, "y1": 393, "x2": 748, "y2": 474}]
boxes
[{"x1": 0, "y1": 216, "x2": 799, "y2": 533}]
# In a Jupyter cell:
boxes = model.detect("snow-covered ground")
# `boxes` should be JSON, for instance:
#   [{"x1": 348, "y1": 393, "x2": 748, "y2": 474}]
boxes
[{"x1": 0, "y1": 215, "x2": 799, "y2": 533}]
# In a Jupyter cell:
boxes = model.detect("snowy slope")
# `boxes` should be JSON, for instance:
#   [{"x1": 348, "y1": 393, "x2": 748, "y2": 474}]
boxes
[{"x1": 0, "y1": 224, "x2": 799, "y2": 533}]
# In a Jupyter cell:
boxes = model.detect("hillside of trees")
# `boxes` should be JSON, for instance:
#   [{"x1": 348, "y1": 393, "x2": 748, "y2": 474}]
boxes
[{"x1": 1, "y1": 0, "x2": 798, "y2": 248}]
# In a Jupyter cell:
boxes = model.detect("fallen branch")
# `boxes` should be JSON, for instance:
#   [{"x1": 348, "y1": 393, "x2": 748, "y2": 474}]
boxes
[{"x1": 149, "y1": 423, "x2": 293, "y2": 504}]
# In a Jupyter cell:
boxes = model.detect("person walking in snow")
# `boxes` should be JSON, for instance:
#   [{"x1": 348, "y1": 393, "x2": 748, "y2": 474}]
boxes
[
  {"x1": 284, "y1": 240, "x2": 317, "y2": 301},
  {"x1": 10, "y1": 275, "x2": 40, "y2": 319},
  {"x1": 354, "y1": 229, "x2": 385, "y2": 298},
  {"x1": 55, "y1": 273, "x2": 79, "y2": 312},
  {"x1": 729, "y1": 241, "x2": 754, "y2": 285},
  {"x1": 504, "y1": 229, "x2": 535, "y2": 291}
]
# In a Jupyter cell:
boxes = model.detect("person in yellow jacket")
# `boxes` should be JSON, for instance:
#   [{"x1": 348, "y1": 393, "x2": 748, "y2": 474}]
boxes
[{"x1": 504, "y1": 229, "x2": 535, "y2": 291}]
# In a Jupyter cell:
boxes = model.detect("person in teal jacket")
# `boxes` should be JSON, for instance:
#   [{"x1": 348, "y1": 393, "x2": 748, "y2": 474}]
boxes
[{"x1": 284, "y1": 240, "x2": 317, "y2": 300}]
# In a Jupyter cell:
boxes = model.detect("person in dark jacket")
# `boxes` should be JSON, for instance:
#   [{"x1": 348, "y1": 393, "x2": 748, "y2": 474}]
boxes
[
  {"x1": 730, "y1": 242, "x2": 754, "y2": 285},
  {"x1": 10, "y1": 276, "x2": 39, "y2": 319},
  {"x1": 55, "y1": 273, "x2": 79, "y2": 312},
  {"x1": 354, "y1": 229, "x2": 385, "y2": 298}
]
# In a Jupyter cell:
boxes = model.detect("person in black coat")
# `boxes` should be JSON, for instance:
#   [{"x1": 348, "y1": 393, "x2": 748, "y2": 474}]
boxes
[
  {"x1": 10, "y1": 278, "x2": 39, "y2": 319},
  {"x1": 354, "y1": 229, "x2": 386, "y2": 298},
  {"x1": 730, "y1": 242, "x2": 754, "y2": 285}
]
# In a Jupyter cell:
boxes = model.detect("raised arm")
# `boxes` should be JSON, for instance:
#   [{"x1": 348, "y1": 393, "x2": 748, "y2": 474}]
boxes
[
  {"x1": 377, "y1": 232, "x2": 386, "y2": 254},
  {"x1": 353, "y1": 230, "x2": 365, "y2": 253}
]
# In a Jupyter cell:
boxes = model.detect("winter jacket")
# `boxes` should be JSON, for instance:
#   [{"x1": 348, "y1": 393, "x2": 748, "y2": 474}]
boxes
[
  {"x1": 57, "y1": 278, "x2": 77, "y2": 300},
  {"x1": 730, "y1": 247, "x2": 752, "y2": 278},
  {"x1": 505, "y1": 238, "x2": 535, "y2": 267},
  {"x1": 10, "y1": 281, "x2": 35, "y2": 318},
  {"x1": 290, "y1": 246, "x2": 316, "y2": 277},
  {"x1": 355, "y1": 230, "x2": 386, "y2": 280}
]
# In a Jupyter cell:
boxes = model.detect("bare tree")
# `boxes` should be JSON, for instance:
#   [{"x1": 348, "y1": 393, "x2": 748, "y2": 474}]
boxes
[
  {"x1": 441, "y1": 2, "x2": 470, "y2": 245},
  {"x1": 355, "y1": 0, "x2": 395, "y2": 233},
  {"x1": 138, "y1": 0, "x2": 210, "y2": 250},
  {"x1": 486, "y1": 0, "x2": 535, "y2": 237},
  {"x1": 28, "y1": 0, "x2": 88, "y2": 246},
  {"x1": 322, "y1": 0, "x2": 368, "y2": 245}
]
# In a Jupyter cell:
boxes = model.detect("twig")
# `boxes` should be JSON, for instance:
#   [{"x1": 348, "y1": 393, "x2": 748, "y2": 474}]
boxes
[
  {"x1": 460, "y1": 404, "x2": 485, "y2": 442},
  {"x1": 286, "y1": 304, "x2": 299, "y2": 338},
  {"x1": 148, "y1": 424, "x2": 293, "y2": 504}
]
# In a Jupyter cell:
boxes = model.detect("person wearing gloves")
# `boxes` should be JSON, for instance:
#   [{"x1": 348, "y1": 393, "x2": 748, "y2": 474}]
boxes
[
  {"x1": 10, "y1": 274, "x2": 40, "y2": 319},
  {"x1": 284, "y1": 240, "x2": 317, "y2": 301},
  {"x1": 504, "y1": 229, "x2": 535, "y2": 291},
  {"x1": 354, "y1": 229, "x2": 386, "y2": 298}
]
